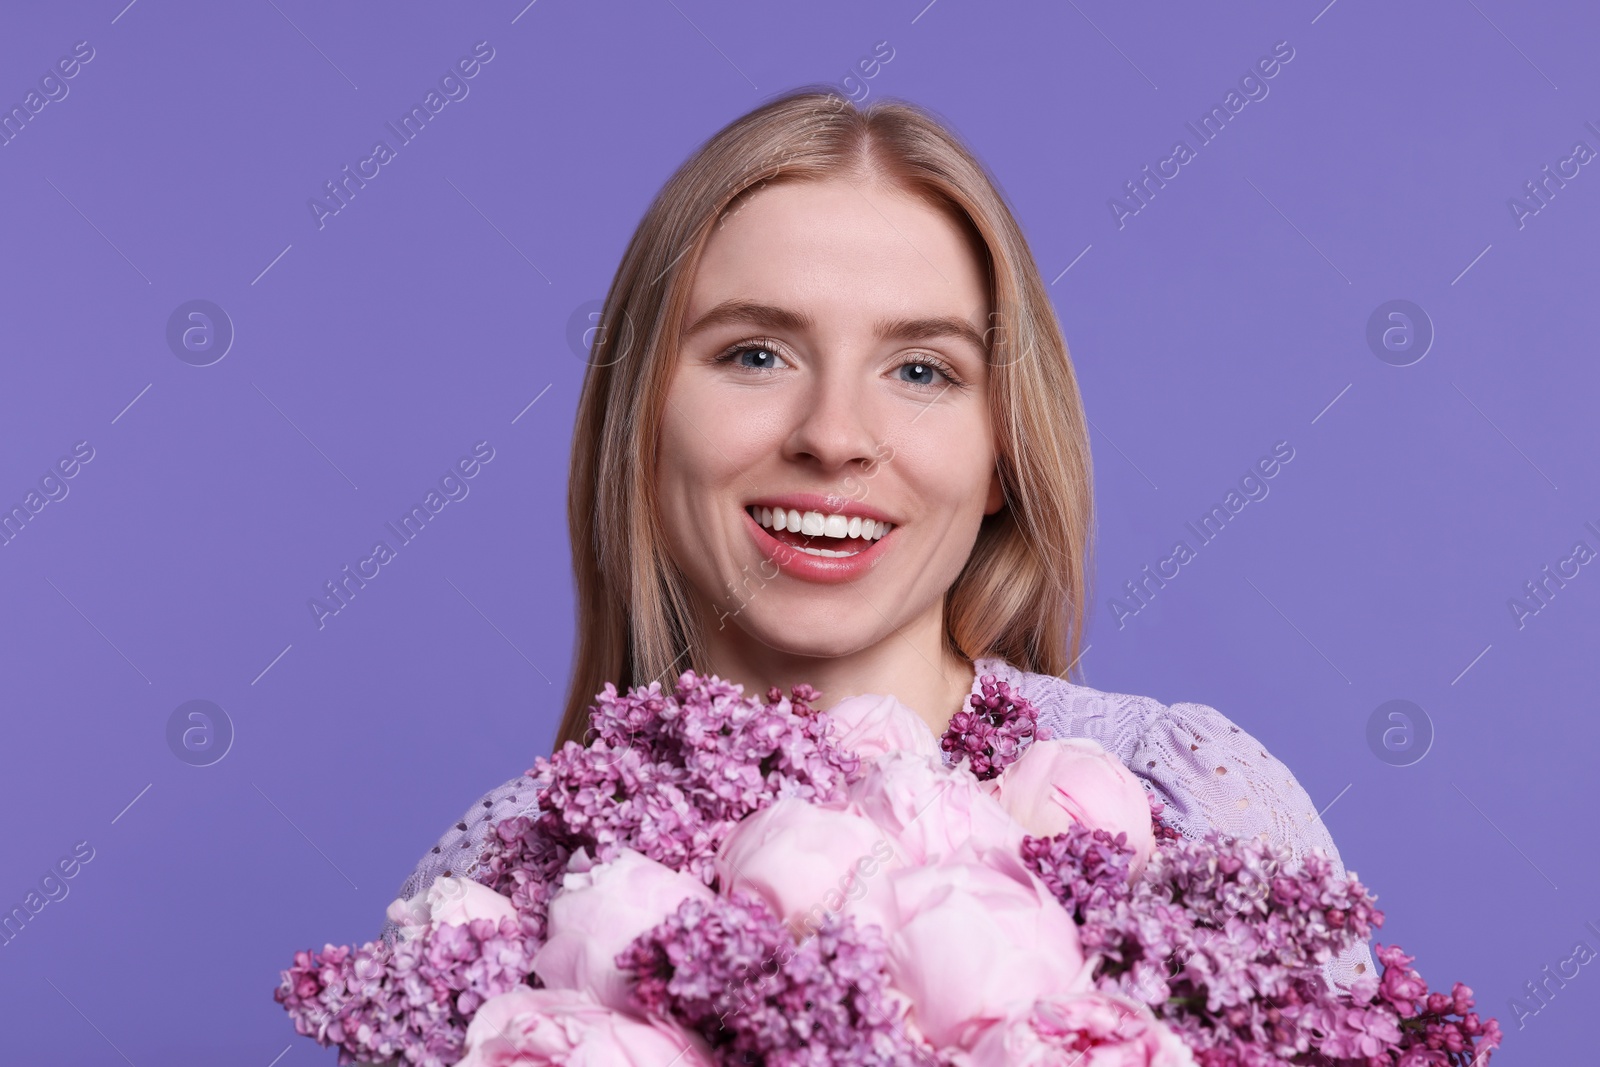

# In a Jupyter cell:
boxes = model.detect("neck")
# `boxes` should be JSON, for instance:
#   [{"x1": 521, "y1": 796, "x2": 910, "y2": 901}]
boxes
[{"x1": 697, "y1": 600, "x2": 976, "y2": 739}]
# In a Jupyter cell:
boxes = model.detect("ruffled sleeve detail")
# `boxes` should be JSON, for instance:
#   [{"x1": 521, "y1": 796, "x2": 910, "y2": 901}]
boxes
[
  {"x1": 378, "y1": 768, "x2": 548, "y2": 944},
  {"x1": 1130, "y1": 700, "x2": 1375, "y2": 987},
  {"x1": 972, "y1": 657, "x2": 1375, "y2": 989}
]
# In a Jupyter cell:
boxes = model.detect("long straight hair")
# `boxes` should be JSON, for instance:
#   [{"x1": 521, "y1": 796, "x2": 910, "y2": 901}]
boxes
[{"x1": 553, "y1": 86, "x2": 1095, "y2": 750}]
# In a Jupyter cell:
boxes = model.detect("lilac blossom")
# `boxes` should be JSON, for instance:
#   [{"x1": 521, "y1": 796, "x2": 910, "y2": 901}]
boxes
[
  {"x1": 275, "y1": 914, "x2": 541, "y2": 1067},
  {"x1": 616, "y1": 889, "x2": 948, "y2": 1067},
  {"x1": 1020, "y1": 813, "x2": 1501, "y2": 1067},
  {"x1": 276, "y1": 671, "x2": 1501, "y2": 1067},
  {"x1": 940, "y1": 673, "x2": 1047, "y2": 779}
]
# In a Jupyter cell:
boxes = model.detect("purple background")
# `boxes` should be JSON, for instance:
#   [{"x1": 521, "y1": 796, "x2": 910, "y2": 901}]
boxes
[{"x1": 1, "y1": 1, "x2": 1594, "y2": 1062}]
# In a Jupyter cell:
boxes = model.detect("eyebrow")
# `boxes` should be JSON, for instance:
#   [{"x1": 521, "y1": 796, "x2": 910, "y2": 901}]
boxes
[{"x1": 683, "y1": 299, "x2": 989, "y2": 355}]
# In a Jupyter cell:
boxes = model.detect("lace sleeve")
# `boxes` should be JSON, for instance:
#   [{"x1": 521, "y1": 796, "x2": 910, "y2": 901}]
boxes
[
  {"x1": 377, "y1": 768, "x2": 549, "y2": 945},
  {"x1": 1130, "y1": 700, "x2": 1376, "y2": 989}
]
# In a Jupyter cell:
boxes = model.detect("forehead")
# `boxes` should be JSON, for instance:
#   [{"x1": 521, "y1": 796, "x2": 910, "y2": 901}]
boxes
[{"x1": 686, "y1": 178, "x2": 990, "y2": 329}]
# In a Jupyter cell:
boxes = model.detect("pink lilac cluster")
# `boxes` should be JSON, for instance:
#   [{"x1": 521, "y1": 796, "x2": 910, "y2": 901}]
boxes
[
  {"x1": 616, "y1": 889, "x2": 942, "y2": 1067},
  {"x1": 275, "y1": 914, "x2": 541, "y2": 1067},
  {"x1": 939, "y1": 673, "x2": 1048, "y2": 779},
  {"x1": 474, "y1": 672, "x2": 860, "y2": 931},
  {"x1": 1020, "y1": 815, "x2": 1502, "y2": 1067}
]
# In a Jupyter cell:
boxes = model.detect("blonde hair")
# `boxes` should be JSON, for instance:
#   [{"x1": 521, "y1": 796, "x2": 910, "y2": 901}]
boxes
[{"x1": 554, "y1": 86, "x2": 1094, "y2": 750}]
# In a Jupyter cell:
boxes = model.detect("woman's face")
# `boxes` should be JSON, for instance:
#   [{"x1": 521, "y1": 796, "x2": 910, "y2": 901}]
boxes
[{"x1": 657, "y1": 176, "x2": 1003, "y2": 661}]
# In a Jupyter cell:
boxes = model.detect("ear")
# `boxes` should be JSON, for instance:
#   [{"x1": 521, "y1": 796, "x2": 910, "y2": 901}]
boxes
[{"x1": 983, "y1": 464, "x2": 1005, "y2": 515}]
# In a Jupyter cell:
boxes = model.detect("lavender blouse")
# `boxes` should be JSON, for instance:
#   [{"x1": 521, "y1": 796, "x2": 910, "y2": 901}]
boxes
[{"x1": 383, "y1": 656, "x2": 1376, "y2": 988}]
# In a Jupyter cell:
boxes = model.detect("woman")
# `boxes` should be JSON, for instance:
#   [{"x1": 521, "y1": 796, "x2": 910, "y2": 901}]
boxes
[{"x1": 385, "y1": 87, "x2": 1374, "y2": 986}]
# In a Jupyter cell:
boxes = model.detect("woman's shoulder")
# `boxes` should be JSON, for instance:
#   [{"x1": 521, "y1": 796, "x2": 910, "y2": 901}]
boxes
[
  {"x1": 981, "y1": 656, "x2": 1375, "y2": 987},
  {"x1": 380, "y1": 768, "x2": 545, "y2": 940},
  {"x1": 974, "y1": 655, "x2": 1223, "y2": 761},
  {"x1": 974, "y1": 655, "x2": 1327, "y2": 852}
]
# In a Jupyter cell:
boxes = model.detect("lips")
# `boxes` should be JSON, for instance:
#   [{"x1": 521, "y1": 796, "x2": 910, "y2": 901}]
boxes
[
  {"x1": 742, "y1": 507, "x2": 895, "y2": 584},
  {"x1": 745, "y1": 505, "x2": 893, "y2": 556}
]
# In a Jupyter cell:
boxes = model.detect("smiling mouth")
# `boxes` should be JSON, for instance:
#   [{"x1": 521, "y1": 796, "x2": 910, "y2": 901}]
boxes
[{"x1": 744, "y1": 505, "x2": 896, "y2": 558}]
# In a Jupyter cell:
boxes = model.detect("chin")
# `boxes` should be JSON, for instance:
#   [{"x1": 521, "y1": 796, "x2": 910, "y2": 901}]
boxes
[{"x1": 735, "y1": 615, "x2": 879, "y2": 662}]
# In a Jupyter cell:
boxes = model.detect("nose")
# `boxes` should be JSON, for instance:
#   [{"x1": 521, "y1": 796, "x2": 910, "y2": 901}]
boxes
[{"x1": 782, "y1": 362, "x2": 882, "y2": 473}]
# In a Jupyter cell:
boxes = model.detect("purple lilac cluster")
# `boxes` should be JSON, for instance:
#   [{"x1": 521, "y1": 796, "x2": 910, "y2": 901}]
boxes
[
  {"x1": 616, "y1": 889, "x2": 945, "y2": 1067},
  {"x1": 939, "y1": 673, "x2": 1047, "y2": 779},
  {"x1": 474, "y1": 672, "x2": 860, "y2": 929},
  {"x1": 275, "y1": 671, "x2": 861, "y2": 1067},
  {"x1": 274, "y1": 915, "x2": 541, "y2": 1067},
  {"x1": 1020, "y1": 821, "x2": 1502, "y2": 1066}
]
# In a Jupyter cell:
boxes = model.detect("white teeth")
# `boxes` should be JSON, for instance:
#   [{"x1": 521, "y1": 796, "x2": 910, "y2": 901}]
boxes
[
  {"x1": 747, "y1": 506, "x2": 895, "y2": 543},
  {"x1": 796, "y1": 545, "x2": 859, "y2": 558}
]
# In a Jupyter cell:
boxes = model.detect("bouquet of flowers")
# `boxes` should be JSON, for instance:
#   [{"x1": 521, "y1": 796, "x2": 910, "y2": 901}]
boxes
[{"x1": 276, "y1": 671, "x2": 1502, "y2": 1066}]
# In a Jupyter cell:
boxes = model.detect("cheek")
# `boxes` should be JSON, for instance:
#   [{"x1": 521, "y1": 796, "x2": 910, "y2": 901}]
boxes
[
  {"x1": 657, "y1": 380, "x2": 778, "y2": 522},
  {"x1": 890, "y1": 413, "x2": 995, "y2": 513},
  {"x1": 661, "y1": 380, "x2": 784, "y2": 490}
]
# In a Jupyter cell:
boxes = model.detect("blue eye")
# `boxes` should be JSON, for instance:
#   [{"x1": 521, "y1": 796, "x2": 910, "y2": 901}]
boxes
[
  {"x1": 717, "y1": 343, "x2": 787, "y2": 371},
  {"x1": 896, "y1": 361, "x2": 950, "y2": 389},
  {"x1": 737, "y1": 345, "x2": 783, "y2": 369}
]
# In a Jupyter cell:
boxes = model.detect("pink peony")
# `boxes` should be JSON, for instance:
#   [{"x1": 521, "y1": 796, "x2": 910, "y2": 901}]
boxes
[
  {"x1": 714, "y1": 796, "x2": 902, "y2": 942},
  {"x1": 984, "y1": 738, "x2": 1157, "y2": 876},
  {"x1": 886, "y1": 842, "x2": 1086, "y2": 1050},
  {"x1": 848, "y1": 750, "x2": 1026, "y2": 867},
  {"x1": 823, "y1": 692, "x2": 940, "y2": 762},
  {"x1": 532, "y1": 849, "x2": 714, "y2": 1013},
  {"x1": 456, "y1": 986, "x2": 713, "y2": 1067},
  {"x1": 967, "y1": 990, "x2": 1197, "y2": 1067},
  {"x1": 383, "y1": 876, "x2": 517, "y2": 941}
]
